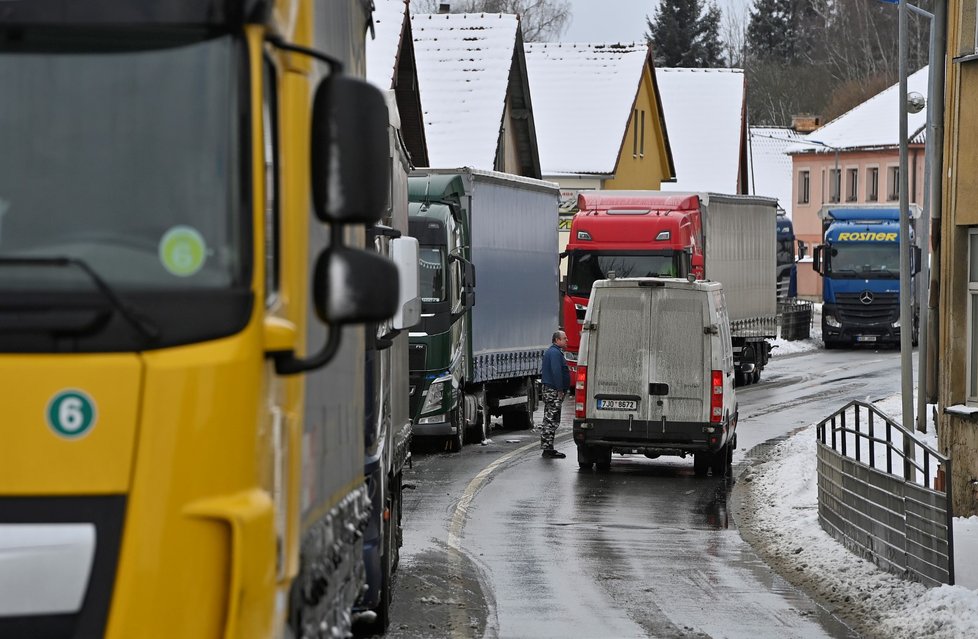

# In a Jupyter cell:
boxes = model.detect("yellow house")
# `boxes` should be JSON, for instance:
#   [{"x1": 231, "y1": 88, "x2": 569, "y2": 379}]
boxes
[
  {"x1": 937, "y1": 0, "x2": 978, "y2": 516},
  {"x1": 523, "y1": 42, "x2": 676, "y2": 243}
]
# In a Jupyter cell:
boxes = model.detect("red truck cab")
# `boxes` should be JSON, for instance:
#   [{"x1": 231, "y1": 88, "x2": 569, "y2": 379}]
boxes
[{"x1": 562, "y1": 192, "x2": 704, "y2": 372}]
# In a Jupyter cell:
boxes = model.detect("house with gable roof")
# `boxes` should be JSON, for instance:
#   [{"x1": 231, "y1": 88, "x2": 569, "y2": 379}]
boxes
[
  {"x1": 411, "y1": 11, "x2": 541, "y2": 178},
  {"x1": 788, "y1": 66, "x2": 929, "y2": 300},
  {"x1": 366, "y1": 0, "x2": 429, "y2": 168},
  {"x1": 655, "y1": 67, "x2": 748, "y2": 196},
  {"x1": 523, "y1": 42, "x2": 675, "y2": 258}
]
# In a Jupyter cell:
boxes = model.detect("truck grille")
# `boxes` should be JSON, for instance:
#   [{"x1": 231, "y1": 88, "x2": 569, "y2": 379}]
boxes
[{"x1": 836, "y1": 292, "x2": 899, "y2": 324}]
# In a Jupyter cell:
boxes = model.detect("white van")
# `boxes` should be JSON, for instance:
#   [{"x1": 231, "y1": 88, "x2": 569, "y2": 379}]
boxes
[{"x1": 572, "y1": 277, "x2": 738, "y2": 475}]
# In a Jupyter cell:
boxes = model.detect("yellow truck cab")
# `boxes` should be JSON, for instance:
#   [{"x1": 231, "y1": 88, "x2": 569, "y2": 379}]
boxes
[{"x1": 0, "y1": 1, "x2": 404, "y2": 637}]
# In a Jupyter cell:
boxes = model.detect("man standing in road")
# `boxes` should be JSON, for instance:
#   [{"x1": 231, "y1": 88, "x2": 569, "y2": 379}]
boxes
[{"x1": 540, "y1": 330, "x2": 571, "y2": 458}]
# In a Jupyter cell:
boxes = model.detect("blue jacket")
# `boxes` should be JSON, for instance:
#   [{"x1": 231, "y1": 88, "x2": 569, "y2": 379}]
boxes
[{"x1": 541, "y1": 344, "x2": 571, "y2": 391}]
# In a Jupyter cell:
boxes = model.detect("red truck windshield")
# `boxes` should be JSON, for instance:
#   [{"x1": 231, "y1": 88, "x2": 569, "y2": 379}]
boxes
[{"x1": 566, "y1": 252, "x2": 679, "y2": 298}]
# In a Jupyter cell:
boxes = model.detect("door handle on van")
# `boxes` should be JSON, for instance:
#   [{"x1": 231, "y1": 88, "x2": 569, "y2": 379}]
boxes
[
  {"x1": 649, "y1": 383, "x2": 669, "y2": 396},
  {"x1": 703, "y1": 325, "x2": 718, "y2": 335}
]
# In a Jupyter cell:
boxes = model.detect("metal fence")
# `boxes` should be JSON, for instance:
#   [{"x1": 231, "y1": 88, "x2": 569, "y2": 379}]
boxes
[
  {"x1": 816, "y1": 400, "x2": 954, "y2": 586},
  {"x1": 778, "y1": 298, "x2": 813, "y2": 341}
]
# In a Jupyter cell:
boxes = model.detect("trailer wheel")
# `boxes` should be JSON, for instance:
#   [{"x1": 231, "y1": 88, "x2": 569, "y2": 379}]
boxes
[{"x1": 359, "y1": 509, "x2": 393, "y2": 635}]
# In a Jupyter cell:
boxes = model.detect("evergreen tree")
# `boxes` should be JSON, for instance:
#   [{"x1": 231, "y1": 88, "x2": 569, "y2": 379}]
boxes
[{"x1": 646, "y1": 0, "x2": 725, "y2": 68}]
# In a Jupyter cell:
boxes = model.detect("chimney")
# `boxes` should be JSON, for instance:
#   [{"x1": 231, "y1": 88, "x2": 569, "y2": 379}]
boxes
[
  {"x1": 439, "y1": 2, "x2": 451, "y2": 13},
  {"x1": 791, "y1": 115, "x2": 821, "y2": 133}
]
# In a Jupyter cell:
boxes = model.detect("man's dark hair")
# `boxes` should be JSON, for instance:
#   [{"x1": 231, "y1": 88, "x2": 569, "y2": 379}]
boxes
[{"x1": 552, "y1": 330, "x2": 565, "y2": 343}]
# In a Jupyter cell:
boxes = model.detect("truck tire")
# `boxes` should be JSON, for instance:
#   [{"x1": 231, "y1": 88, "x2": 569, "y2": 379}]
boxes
[
  {"x1": 358, "y1": 513, "x2": 393, "y2": 635},
  {"x1": 465, "y1": 390, "x2": 489, "y2": 444},
  {"x1": 595, "y1": 447, "x2": 613, "y2": 472},
  {"x1": 693, "y1": 452, "x2": 709, "y2": 477},
  {"x1": 446, "y1": 400, "x2": 464, "y2": 453}
]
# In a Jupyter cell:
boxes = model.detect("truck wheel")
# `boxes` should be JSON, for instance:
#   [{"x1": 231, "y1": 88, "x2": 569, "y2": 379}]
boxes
[
  {"x1": 446, "y1": 401, "x2": 464, "y2": 453},
  {"x1": 360, "y1": 513, "x2": 393, "y2": 635},
  {"x1": 595, "y1": 447, "x2": 613, "y2": 472},
  {"x1": 465, "y1": 391, "x2": 489, "y2": 444},
  {"x1": 693, "y1": 453, "x2": 709, "y2": 477},
  {"x1": 751, "y1": 369, "x2": 761, "y2": 384}
]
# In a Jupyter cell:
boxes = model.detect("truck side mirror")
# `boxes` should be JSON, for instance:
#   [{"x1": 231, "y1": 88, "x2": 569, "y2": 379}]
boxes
[
  {"x1": 912, "y1": 246, "x2": 922, "y2": 275},
  {"x1": 271, "y1": 246, "x2": 399, "y2": 375},
  {"x1": 314, "y1": 246, "x2": 399, "y2": 324},
  {"x1": 812, "y1": 245, "x2": 823, "y2": 274},
  {"x1": 391, "y1": 236, "x2": 421, "y2": 330},
  {"x1": 797, "y1": 240, "x2": 808, "y2": 261},
  {"x1": 310, "y1": 75, "x2": 390, "y2": 224}
]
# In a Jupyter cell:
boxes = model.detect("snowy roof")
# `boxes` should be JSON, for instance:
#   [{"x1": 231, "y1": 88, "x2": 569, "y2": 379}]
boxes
[
  {"x1": 366, "y1": 0, "x2": 408, "y2": 90},
  {"x1": 524, "y1": 42, "x2": 652, "y2": 176},
  {"x1": 411, "y1": 12, "x2": 520, "y2": 170},
  {"x1": 749, "y1": 126, "x2": 803, "y2": 219},
  {"x1": 655, "y1": 68, "x2": 746, "y2": 193},
  {"x1": 788, "y1": 66, "x2": 930, "y2": 154}
]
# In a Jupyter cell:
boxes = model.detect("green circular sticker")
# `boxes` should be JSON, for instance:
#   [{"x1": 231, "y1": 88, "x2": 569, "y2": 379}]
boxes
[
  {"x1": 159, "y1": 225, "x2": 207, "y2": 277},
  {"x1": 47, "y1": 390, "x2": 97, "y2": 438}
]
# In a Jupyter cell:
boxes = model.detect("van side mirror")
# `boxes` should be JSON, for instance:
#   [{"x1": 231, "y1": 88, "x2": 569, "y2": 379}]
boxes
[
  {"x1": 310, "y1": 75, "x2": 390, "y2": 224},
  {"x1": 391, "y1": 236, "x2": 421, "y2": 330},
  {"x1": 812, "y1": 245, "x2": 823, "y2": 274}
]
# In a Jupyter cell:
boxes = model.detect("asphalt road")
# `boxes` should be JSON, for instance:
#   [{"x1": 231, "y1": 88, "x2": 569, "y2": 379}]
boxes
[{"x1": 379, "y1": 346, "x2": 907, "y2": 639}]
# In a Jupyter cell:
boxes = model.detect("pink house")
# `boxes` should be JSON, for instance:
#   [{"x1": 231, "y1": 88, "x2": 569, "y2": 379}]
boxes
[{"x1": 789, "y1": 67, "x2": 929, "y2": 300}]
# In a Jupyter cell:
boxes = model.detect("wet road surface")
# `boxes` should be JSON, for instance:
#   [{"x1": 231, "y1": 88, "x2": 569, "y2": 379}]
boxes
[{"x1": 380, "y1": 347, "x2": 905, "y2": 638}]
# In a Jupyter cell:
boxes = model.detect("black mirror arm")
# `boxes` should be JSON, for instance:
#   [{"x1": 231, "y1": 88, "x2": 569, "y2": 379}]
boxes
[
  {"x1": 271, "y1": 325, "x2": 342, "y2": 375},
  {"x1": 266, "y1": 35, "x2": 343, "y2": 73}
]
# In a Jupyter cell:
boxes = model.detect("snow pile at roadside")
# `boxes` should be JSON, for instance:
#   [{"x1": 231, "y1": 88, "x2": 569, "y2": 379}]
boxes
[{"x1": 736, "y1": 391, "x2": 978, "y2": 638}]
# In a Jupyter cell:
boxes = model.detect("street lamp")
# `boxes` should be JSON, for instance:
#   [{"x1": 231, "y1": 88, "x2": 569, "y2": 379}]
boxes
[{"x1": 878, "y1": 0, "x2": 947, "y2": 439}]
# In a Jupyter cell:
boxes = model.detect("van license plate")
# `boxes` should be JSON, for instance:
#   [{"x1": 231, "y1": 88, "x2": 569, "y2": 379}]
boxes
[
  {"x1": 597, "y1": 399, "x2": 638, "y2": 410},
  {"x1": 856, "y1": 335, "x2": 877, "y2": 342}
]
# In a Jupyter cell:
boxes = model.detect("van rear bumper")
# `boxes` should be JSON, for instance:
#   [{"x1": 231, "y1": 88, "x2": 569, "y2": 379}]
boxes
[{"x1": 573, "y1": 418, "x2": 732, "y2": 454}]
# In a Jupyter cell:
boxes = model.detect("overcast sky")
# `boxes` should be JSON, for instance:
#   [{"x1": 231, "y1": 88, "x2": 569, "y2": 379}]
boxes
[{"x1": 561, "y1": 0, "x2": 751, "y2": 45}]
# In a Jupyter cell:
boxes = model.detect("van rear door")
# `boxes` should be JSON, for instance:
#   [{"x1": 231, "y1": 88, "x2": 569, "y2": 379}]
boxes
[
  {"x1": 588, "y1": 286, "x2": 652, "y2": 427},
  {"x1": 649, "y1": 290, "x2": 710, "y2": 427}
]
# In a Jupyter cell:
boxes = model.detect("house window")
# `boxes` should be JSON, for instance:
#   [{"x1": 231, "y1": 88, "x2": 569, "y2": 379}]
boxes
[
  {"x1": 887, "y1": 166, "x2": 900, "y2": 201},
  {"x1": 867, "y1": 167, "x2": 879, "y2": 201},
  {"x1": 846, "y1": 168, "x2": 858, "y2": 202},
  {"x1": 968, "y1": 229, "x2": 978, "y2": 404},
  {"x1": 798, "y1": 170, "x2": 810, "y2": 204},
  {"x1": 640, "y1": 110, "x2": 646, "y2": 156},
  {"x1": 632, "y1": 109, "x2": 639, "y2": 156},
  {"x1": 828, "y1": 168, "x2": 841, "y2": 203}
]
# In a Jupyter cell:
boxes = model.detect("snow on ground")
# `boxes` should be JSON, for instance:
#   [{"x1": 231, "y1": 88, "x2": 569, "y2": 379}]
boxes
[{"x1": 736, "y1": 386, "x2": 978, "y2": 638}]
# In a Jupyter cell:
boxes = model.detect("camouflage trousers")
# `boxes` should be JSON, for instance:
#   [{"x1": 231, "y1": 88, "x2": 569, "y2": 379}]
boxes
[{"x1": 540, "y1": 386, "x2": 563, "y2": 449}]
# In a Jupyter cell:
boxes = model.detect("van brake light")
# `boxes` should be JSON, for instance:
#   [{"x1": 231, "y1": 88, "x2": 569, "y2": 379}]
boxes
[
  {"x1": 575, "y1": 366, "x2": 587, "y2": 418},
  {"x1": 710, "y1": 370, "x2": 723, "y2": 423}
]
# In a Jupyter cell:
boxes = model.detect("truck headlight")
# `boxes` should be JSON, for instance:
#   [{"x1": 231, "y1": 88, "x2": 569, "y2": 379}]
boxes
[
  {"x1": 825, "y1": 314, "x2": 841, "y2": 328},
  {"x1": 420, "y1": 376, "x2": 451, "y2": 414},
  {"x1": 417, "y1": 413, "x2": 448, "y2": 425}
]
